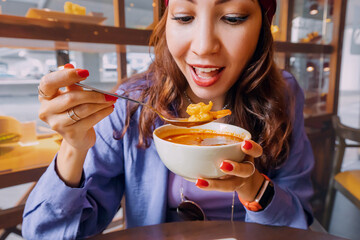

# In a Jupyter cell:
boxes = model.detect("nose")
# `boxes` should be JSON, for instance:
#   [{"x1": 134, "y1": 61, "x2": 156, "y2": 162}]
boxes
[{"x1": 191, "y1": 19, "x2": 221, "y2": 56}]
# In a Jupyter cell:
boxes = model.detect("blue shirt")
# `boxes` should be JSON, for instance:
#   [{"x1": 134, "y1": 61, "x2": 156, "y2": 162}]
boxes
[{"x1": 22, "y1": 71, "x2": 314, "y2": 239}]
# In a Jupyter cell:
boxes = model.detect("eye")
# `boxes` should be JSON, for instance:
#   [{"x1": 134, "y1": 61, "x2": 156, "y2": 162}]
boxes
[
  {"x1": 171, "y1": 15, "x2": 194, "y2": 24},
  {"x1": 222, "y1": 14, "x2": 248, "y2": 25}
]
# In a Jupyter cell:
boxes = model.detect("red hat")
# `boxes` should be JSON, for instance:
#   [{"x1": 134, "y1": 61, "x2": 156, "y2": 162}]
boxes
[{"x1": 164, "y1": 0, "x2": 276, "y2": 23}]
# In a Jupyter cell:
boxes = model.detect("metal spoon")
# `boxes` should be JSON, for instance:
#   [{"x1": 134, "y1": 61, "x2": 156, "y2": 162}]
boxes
[{"x1": 74, "y1": 82, "x2": 229, "y2": 127}]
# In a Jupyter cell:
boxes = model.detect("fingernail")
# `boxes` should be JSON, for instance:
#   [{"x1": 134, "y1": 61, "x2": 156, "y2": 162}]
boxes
[
  {"x1": 64, "y1": 63, "x2": 74, "y2": 68},
  {"x1": 112, "y1": 104, "x2": 115, "y2": 108},
  {"x1": 243, "y1": 140, "x2": 252, "y2": 150},
  {"x1": 220, "y1": 161, "x2": 233, "y2": 172},
  {"x1": 76, "y1": 69, "x2": 89, "y2": 78},
  {"x1": 196, "y1": 179, "x2": 209, "y2": 188},
  {"x1": 105, "y1": 94, "x2": 118, "y2": 102}
]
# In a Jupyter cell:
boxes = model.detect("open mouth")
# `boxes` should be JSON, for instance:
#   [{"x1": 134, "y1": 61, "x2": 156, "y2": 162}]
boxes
[{"x1": 190, "y1": 65, "x2": 225, "y2": 87}]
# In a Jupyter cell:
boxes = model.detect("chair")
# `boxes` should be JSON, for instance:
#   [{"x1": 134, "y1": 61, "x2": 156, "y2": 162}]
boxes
[{"x1": 323, "y1": 115, "x2": 360, "y2": 230}]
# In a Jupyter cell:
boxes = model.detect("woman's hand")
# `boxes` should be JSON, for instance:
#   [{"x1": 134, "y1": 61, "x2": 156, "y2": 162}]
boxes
[
  {"x1": 38, "y1": 64, "x2": 117, "y2": 187},
  {"x1": 195, "y1": 139, "x2": 265, "y2": 202},
  {"x1": 38, "y1": 64, "x2": 117, "y2": 151}
]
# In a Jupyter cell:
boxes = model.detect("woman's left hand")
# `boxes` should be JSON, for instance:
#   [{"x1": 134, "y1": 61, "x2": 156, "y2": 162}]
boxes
[{"x1": 195, "y1": 139, "x2": 265, "y2": 202}]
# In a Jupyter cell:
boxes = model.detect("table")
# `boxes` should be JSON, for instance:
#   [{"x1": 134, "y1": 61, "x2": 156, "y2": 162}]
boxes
[
  {"x1": 91, "y1": 221, "x2": 347, "y2": 240},
  {"x1": 0, "y1": 135, "x2": 60, "y2": 236},
  {"x1": 0, "y1": 134, "x2": 61, "y2": 188}
]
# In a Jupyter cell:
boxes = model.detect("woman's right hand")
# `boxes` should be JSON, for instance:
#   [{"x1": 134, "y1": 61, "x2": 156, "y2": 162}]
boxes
[{"x1": 38, "y1": 64, "x2": 117, "y2": 151}]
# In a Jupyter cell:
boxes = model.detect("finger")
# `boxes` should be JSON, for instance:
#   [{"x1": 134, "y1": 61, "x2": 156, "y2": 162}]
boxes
[
  {"x1": 65, "y1": 103, "x2": 114, "y2": 125},
  {"x1": 41, "y1": 90, "x2": 117, "y2": 115},
  {"x1": 219, "y1": 159, "x2": 255, "y2": 178},
  {"x1": 66, "y1": 79, "x2": 83, "y2": 92},
  {"x1": 63, "y1": 64, "x2": 83, "y2": 91},
  {"x1": 63, "y1": 105, "x2": 115, "y2": 133},
  {"x1": 38, "y1": 63, "x2": 74, "y2": 99},
  {"x1": 195, "y1": 177, "x2": 245, "y2": 192},
  {"x1": 47, "y1": 104, "x2": 114, "y2": 133},
  {"x1": 241, "y1": 140, "x2": 262, "y2": 158},
  {"x1": 39, "y1": 68, "x2": 89, "y2": 98},
  {"x1": 64, "y1": 63, "x2": 75, "y2": 69},
  {"x1": 67, "y1": 84, "x2": 83, "y2": 91}
]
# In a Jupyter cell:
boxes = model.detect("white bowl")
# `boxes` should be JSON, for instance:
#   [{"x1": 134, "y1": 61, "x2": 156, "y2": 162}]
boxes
[{"x1": 153, "y1": 122, "x2": 251, "y2": 181}]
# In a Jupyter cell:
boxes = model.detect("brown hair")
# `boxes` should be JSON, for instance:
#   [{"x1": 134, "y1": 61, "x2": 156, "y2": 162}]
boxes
[{"x1": 121, "y1": 8, "x2": 293, "y2": 171}]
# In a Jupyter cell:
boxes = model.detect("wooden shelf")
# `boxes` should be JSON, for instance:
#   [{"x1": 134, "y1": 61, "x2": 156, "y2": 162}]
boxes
[
  {"x1": 274, "y1": 42, "x2": 333, "y2": 54},
  {"x1": 0, "y1": 14, "x2": 152, "y2": 46},
  {"x1": 0, "y1": 37, "x2": 123, "y2": 52}
]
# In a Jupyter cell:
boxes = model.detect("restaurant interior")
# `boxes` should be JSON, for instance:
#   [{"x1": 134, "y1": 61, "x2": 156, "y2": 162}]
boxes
[{"x1": 0, "y1": 0, "x2": 359, "y2": 239}]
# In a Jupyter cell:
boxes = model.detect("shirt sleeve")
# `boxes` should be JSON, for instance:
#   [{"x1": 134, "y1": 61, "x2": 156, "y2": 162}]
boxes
[
  {"x1": 22, "y1": 100, "x2": 127, "y2": 240},
  {"x1": 244, "y1": 73, "x2": 315, "y2": 229}
]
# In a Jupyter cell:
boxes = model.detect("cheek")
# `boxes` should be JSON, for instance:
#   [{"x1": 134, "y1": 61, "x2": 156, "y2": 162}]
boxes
[
  {"x1": 225, "y1": 27, "x2": 261, "y2": 71},
  {"x1": 166, "y1": 25, "x2": 187, "y2": 61},
  {"x1": 233, "y1": 37, "x2": 257, "y2": 64}
]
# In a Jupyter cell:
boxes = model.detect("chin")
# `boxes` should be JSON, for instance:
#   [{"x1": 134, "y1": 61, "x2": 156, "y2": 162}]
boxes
[{"x1": 190, "y1": 87, "x2": 224, "y2": 102}]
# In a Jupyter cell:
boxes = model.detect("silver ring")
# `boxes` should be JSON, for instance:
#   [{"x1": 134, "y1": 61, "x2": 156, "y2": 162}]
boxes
[
  {"x1": 67, "y1": 108, "x2": 81, "y2": 122},
  {"x1": 243, "y1": 160, "x2": 256, "y2": 177},
  {"x1": 38, "y1": 86, "x2": 50, "y2": 98}
]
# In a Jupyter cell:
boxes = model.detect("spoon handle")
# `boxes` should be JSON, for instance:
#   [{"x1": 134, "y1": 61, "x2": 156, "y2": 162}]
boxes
[
  {"x1": 74, "y1": 82, "x2": 146, "y2": 107},
  {"x1": 74, "y1": 82, "x2": 211, "y2": 127}
]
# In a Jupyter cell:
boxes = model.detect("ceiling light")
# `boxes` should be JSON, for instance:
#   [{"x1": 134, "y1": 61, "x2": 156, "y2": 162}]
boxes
[
  {"x1": 306, "y1": 62, "x2": 315, "y2": 72},
  {"x1": 323, "y1": 62, "x2": 330, "y2": 72},
  {"x1": 309, "y1": 3, "x2": 319, "y2": 15}
]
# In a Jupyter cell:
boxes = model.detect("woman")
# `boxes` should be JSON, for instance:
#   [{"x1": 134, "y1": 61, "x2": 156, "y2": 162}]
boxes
[{"x1": 23, "y1": 0, "x2": 314, "y2": 239}]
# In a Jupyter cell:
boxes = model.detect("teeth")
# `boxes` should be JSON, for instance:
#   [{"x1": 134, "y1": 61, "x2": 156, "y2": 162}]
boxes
[
  {"x1": 193, "y1": 67, "x2": 220, "y2": 73},
  {"x1": 197, "y1": 75, "x2": 212, "y2": 79}
]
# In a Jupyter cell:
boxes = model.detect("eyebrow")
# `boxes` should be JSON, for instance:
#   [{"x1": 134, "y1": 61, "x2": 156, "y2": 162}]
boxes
[
  {"x1": 215, "y1": 0, "x2": 231, "y2": 4},
  {"x1": 215, "y1": 0, "x2": 255, "y2": 4}
]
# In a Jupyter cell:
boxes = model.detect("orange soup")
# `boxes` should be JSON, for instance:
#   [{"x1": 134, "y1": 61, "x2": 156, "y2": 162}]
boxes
[{"x1": 162, "y1": 132, "x2": 243, "y2": 146}]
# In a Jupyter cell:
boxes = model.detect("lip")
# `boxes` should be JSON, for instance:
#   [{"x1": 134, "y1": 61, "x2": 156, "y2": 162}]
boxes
[
  {"x1": 189, "y1": 64, "x2": 224, "y2": 87},
  {"x1": 191, "y1": 64, "x2": 223, "y2": 68}
]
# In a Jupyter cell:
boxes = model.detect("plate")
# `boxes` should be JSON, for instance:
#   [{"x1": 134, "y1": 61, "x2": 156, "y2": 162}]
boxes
[{"x1": 25, "y1": 8, "x2": 107, "y2": 25}]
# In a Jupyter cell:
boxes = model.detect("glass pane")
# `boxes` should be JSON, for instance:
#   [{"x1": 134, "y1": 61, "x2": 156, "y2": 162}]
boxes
[
  {"x1": 275, "y1": 52, "x2": 331, "y2": 117},
  {"x1": 272, "y1": 0, "x2": 282, "y2": 41},
  {"x1": 67, "y1": 43, "x2": 118, "y2": 90},
  {"x1": 0, "y1": 47, "x2": 55, "y2": 128},
  {"x1": 0, "y1": 44, "x2": 122, "y2": 129},
  {"x1": 0, "y1": 42, "x2": 156, "y2": 130},
  {"x1": 338, "y1": 0, "x2": 360, "y2": 128},
  {"x1": 291, "y1": 0, "x2": 334, "y2": 44},
  {"x1": 125, "y1": 0, "x2": 155, "y2": 29},
  {"x1": 0, "y1": 48, "x2": 56, "y2": 82},
  {"x1": 0, "y1": 0, "x2": 115, "y2": 27},
  {"x1": 126, "y1": 45, "x2": 154, "y2": 77}
]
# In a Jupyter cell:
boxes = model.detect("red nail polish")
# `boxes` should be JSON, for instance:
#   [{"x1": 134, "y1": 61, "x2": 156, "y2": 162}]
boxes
[
  {"x1": 105, "y1": 94, "x2": 118, "y2": 102},
  {"x1": 64, "y1": 63, "x2": 74, "y2": 68},
  {"x1": 76, "y1": 69, "x2": 89, "y2": 78},
  {"x1": 196, "y1": 179, "x2": 209, "y2": 188},
  {"x1": 243, "y1": 140, "x2": 252, "y2": 150},
  {"x1": 112, "y1": 104, "x2": 115, "y2": 108},
  {"x1": 220, "y1": 161, "x2": 233, "y2": 172}
]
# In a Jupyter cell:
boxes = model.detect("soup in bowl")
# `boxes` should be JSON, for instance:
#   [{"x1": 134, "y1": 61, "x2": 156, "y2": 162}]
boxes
[{"x1": 153, "y1": 122, "x2": 251, "y2": 181}]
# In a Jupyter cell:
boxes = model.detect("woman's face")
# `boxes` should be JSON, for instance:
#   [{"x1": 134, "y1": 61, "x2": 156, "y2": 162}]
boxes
[{"x1": 166, "y1": 0, "x2": 262, "y2": 107}]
